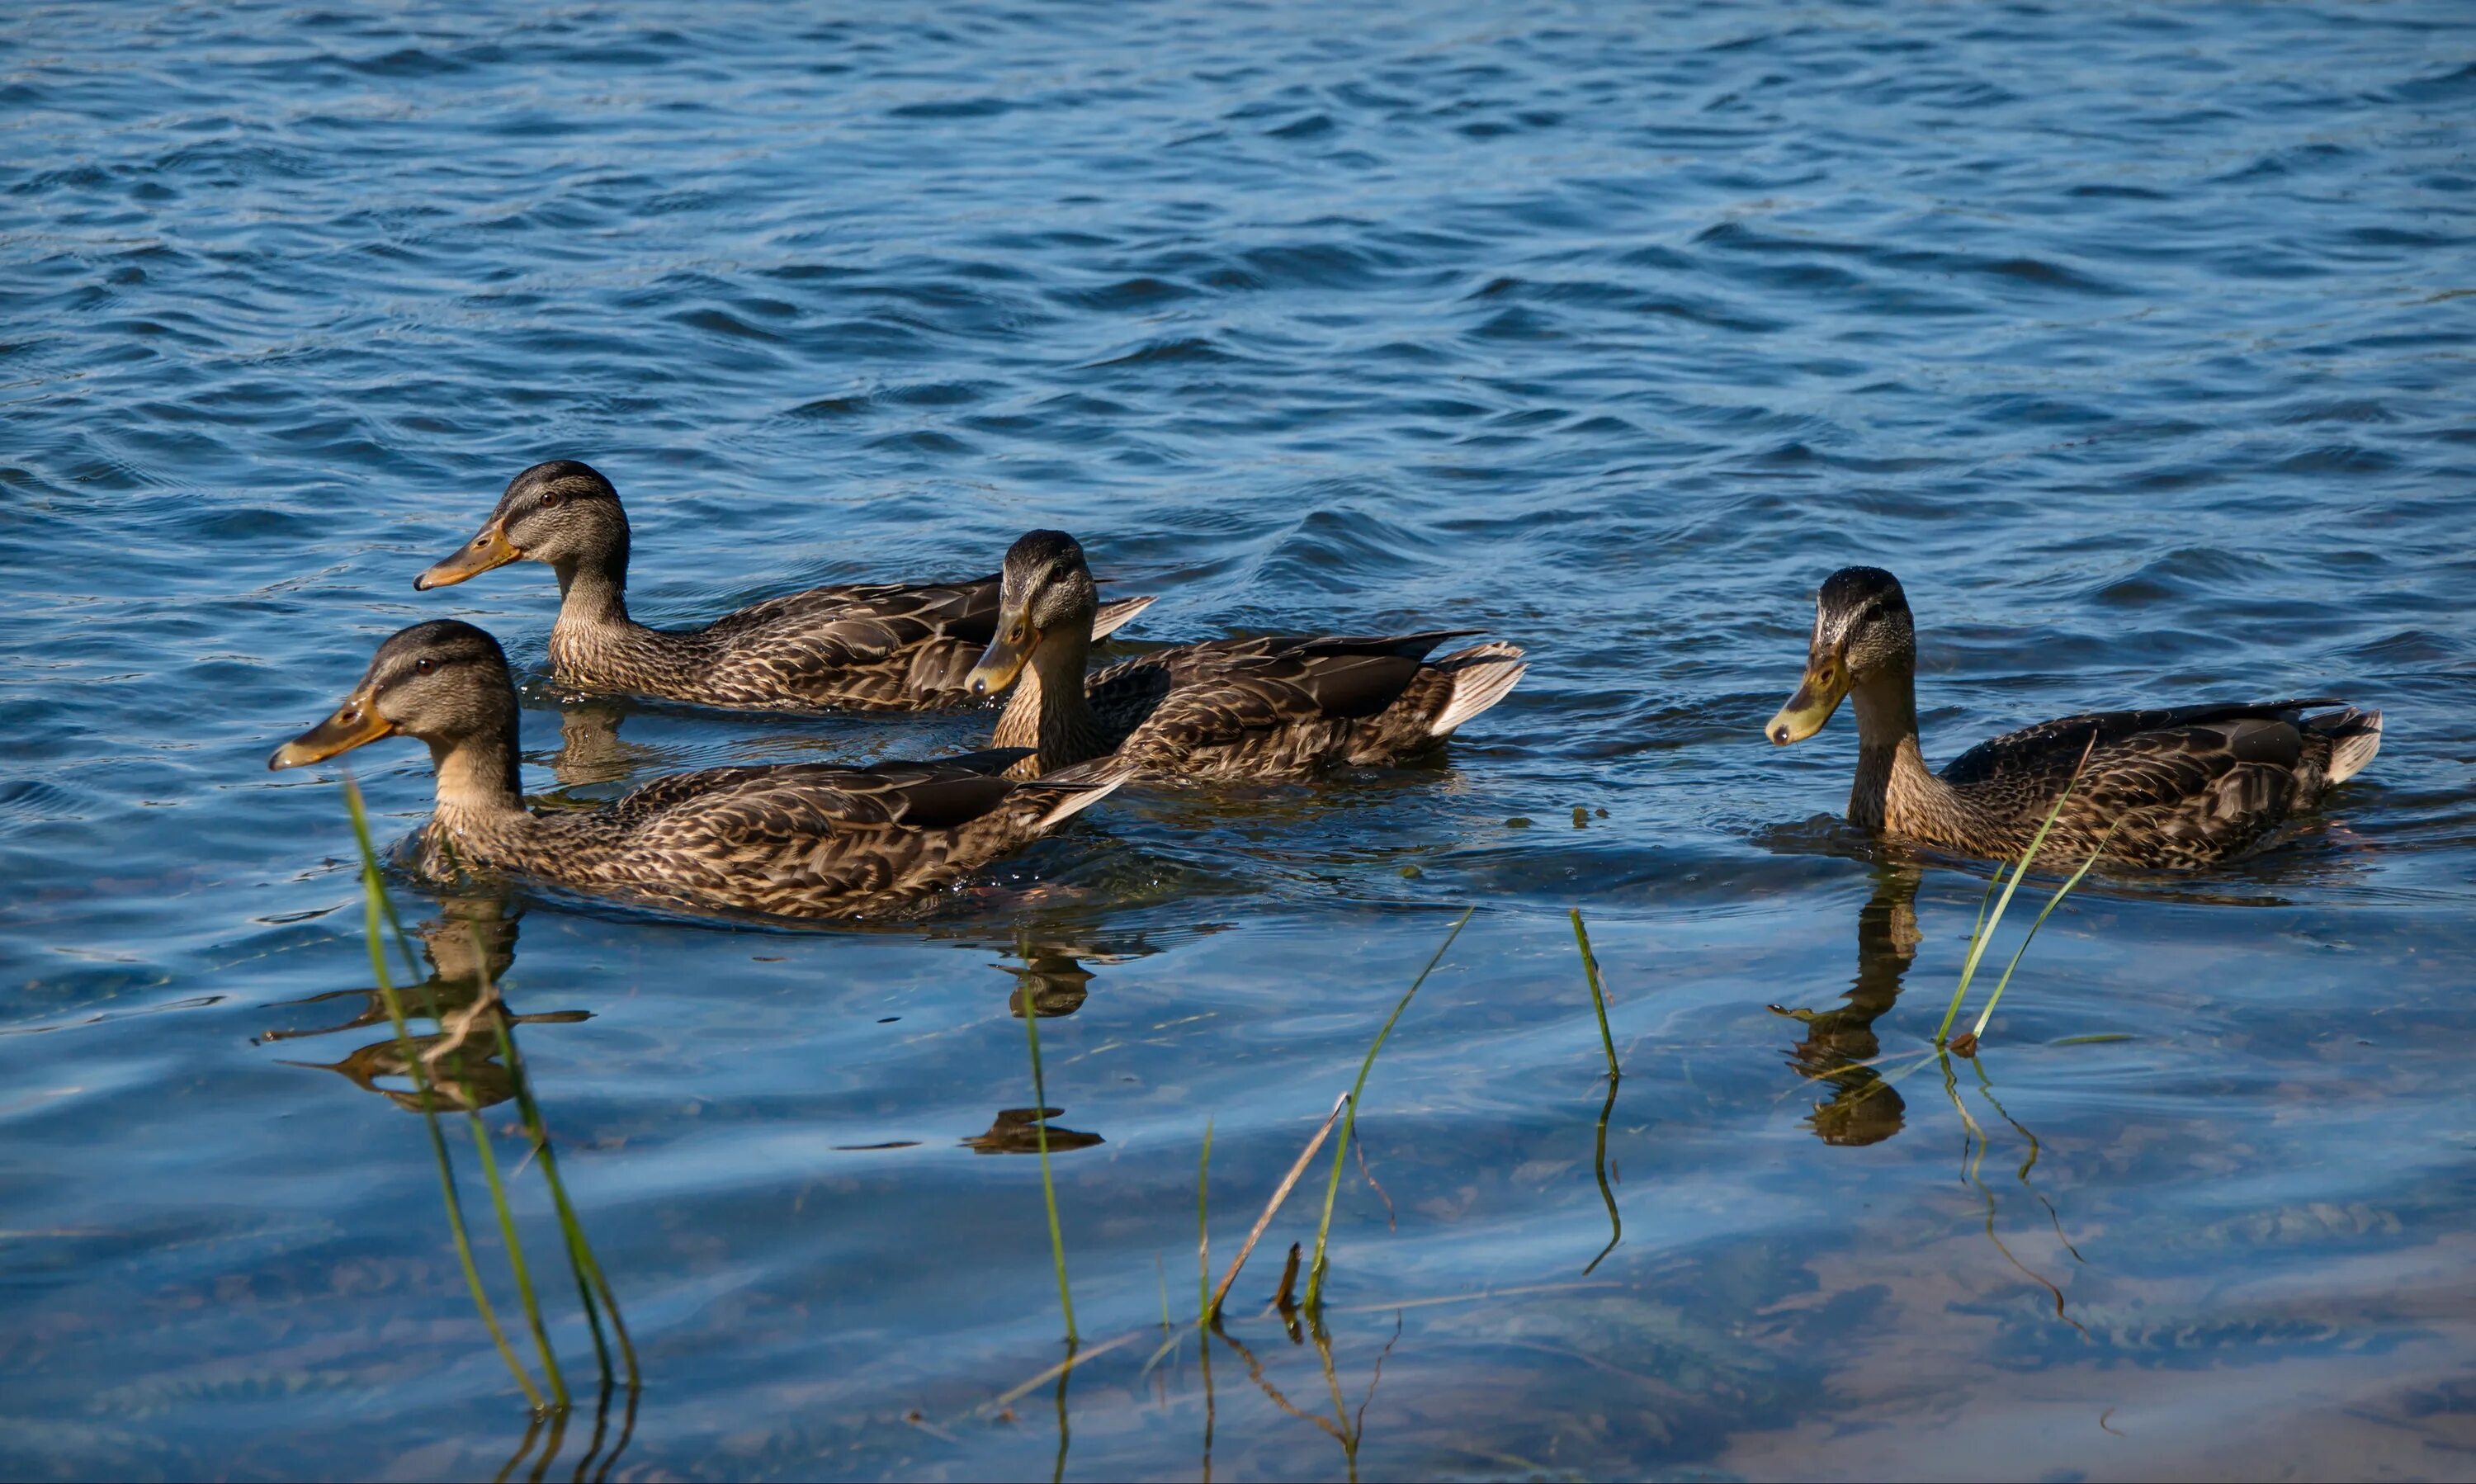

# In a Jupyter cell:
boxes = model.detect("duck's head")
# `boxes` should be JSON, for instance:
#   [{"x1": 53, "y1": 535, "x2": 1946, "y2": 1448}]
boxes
[
  {"x1": 1768, "y1": 566, "x2": 1914, "y2": 745},
  {"x1": 414, "y1": 461, "x2": 628, "y2": 590},
  {"x1": 269, "y1": 620, "x2": 517, "y2": 769},
  {"x1": 966, "y1": 529, "x2": 1099, "y2": 697}
]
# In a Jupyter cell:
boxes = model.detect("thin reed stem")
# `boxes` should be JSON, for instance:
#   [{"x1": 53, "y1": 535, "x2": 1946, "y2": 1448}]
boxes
[
  {"x1": 467, "y1": 1108, "x2": 569, "y2": 1408},
  {"x1": 340, "y1": 780, "x2": 544, "y2": 1411},
  {"x1": 1569, "y1": 909, "x2": 1620, "y2": 1082},
  {"x1": 1305, "y1": 906, "x2": 1474, "y2": 1313},
  {"x1": 1196, "y1": 1119, "x2": 1213, "y2": 1326},
  {"x1": 1211, "y1": 1092, "x2": 1347, "y2": 1320},
  {"x1": 1022, "y1": 987, "x2": 1076, "y2": 1342},
  {"x1": 1934, "y1": 737, "x2": 2098, "y2": 1047},
  {"x1": 1969, "y1": 823, "x2": 2119, "y2": 1042},
  {"x1": 475, "y1": 934, "x2": 639, "y2": 1389}
]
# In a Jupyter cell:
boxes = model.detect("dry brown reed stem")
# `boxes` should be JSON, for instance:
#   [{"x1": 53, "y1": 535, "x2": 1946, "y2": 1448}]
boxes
[{"x1": 1209, "y1": 1090, "x2": 1349, "y2": 1321}]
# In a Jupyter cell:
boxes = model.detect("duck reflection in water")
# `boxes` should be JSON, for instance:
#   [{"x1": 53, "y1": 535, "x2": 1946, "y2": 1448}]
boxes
[
  {"x1": 1770, "y1": 861, "x2": 1922, "y2": 1146},
  {"x1": 258, "y1": 894, "x2": 588, "y2": 1113},
  {"x1": 553, "y1": 700, "x2": 662, "y2": 790},
  {"x1": 1005, "y1": 943, "x2": 1095, "y2": 1018},
  {"x1": 954, "y1": 933, "x2": 1120, "y2": 1152},
  {"x1": 963, "y1": 1106, "x2": 1104, "y2": 1155}
]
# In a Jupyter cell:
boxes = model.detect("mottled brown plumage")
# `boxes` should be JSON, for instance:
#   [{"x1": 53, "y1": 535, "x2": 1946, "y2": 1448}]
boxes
[
  {"x1": 414, "y1": 461, "x2": 1153, "y2": 712},
  {"x1": 1767, "y1": 566, "x2": 2384, "y2": 871},
  {"x1": 965, "y1": 530, "x2": 1528, "y2": 779},
  {"x1": 267, "y1": 621, "x2": 1123, "y2": 919}
]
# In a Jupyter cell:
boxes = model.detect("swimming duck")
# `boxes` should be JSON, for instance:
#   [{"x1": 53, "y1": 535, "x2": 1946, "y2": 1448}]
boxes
[
  {"x1": 1766, "y1": 566, "x2": 2383, "y2": 870},
  {"x1": 267, "y1": 620, "x2": 1123, "y2": 919},
  {"x1": 413, "y1": 461, "x2": 1155, "y2": 712},
  {"x1": 961, "y1": 530, "x2": 1527, "y2": 780}
]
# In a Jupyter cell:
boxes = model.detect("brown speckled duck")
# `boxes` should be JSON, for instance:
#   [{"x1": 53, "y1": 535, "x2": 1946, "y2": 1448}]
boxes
[
  {"x1": 961, "y1": 530, "x2": 1528, "y2": 780},
  {"x1": 1766, "y1": 566, "x2": 2383, "y2": 870},
  {"x1": 413, "y1": 461, "x2": 1155, "y2": 712},
  {"x1": 267, "y1": 620, "x2": 1122, "y2": 919}
]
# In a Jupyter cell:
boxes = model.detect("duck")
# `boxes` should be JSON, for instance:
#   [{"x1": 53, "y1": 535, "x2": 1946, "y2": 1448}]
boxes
[
  {"x1": 413, "y1": 461, "x2": 1155, "y2": 712},
  {"x1": 959, "y1": 530, "x2": 1528, "y2": 780},
  {"x1": 1766, "y1": 566, "x2": 2383, "y2": 871},
  {"x1": 267, "y1": 620, "x2": 1124, "y2": 920}
]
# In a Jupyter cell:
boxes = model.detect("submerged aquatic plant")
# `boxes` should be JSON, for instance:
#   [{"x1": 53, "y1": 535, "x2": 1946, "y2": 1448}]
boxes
[{"x1": 337, "y1": 779, "x2": 634, "y2": 1419}]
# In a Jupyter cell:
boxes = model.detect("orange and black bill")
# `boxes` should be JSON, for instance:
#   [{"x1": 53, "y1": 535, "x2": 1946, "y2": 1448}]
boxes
[
  {"x1": 965, "y1": 610, "x2": 1037, "y2": 697},
  {"x1": 1766, "y1": 651, "x2": 1848, "y2": 745},
  {"x1": 268, "y1": 689, "x2": 395, "y2": 770},
  {"x1": 413, "y1": 518, "x2": 521, "y2": 590}
]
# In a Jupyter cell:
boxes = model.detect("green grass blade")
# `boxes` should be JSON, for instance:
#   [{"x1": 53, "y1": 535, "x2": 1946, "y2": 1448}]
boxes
[
  {"x1": 480, "y1": 957, "x2": 639, "y2": 1391},
  {"x1": 339, "y1": 785, "x2": 427, "y2": 986},
  {"x1": 1303, "y1": 906, "x2": 1474, "y2": 1314},
  {"x1": 466, "y1": 1108, "x2": 569, "y2": 1409},
  {"x1": 1934, "y1": 749, "x2": 2096, "y2": 1047},
  {"x1": 340, "y1": 779, "x2": 545, "y2": 1411},
  {"x1": 1196, "y1": 1118, "x2": 1212, "y2": 1327},
  {"x1": 1023, "y1": 988, "x2": 1076, "y2": 1342},
  {"x1": 1568, "y1": 910, "x2": 1620, "y2": 1081},
  {"x1": 1969, "y1": 824, "x2": 2119, "y2": 1042}
]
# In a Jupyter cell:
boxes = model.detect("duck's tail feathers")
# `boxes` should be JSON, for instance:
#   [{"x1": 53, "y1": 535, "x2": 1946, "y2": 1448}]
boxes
[
  {"x1": 1427, "y1": 641, "x2": 1528, "y2": 738},
  {"x1": 2310, "y1": 706, "x2": 2383, "y2": 784},
  {"x1": 1092, "y1": 594, "x2": 1159, "y2": 640},
  {"x1": 1029, "y1": 760, "x2": 1136, "y2": 826}
]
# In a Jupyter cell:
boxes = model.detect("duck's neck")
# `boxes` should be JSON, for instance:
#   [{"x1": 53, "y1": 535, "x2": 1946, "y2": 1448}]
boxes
[
  {"x1": 552, "y1": 548, "x2": 631, "y2": 631},
  {"x1": 1845, "y1": 664, "x2": 1944, "y2": 832},
  {"x1": 548, "y1": 547, "x2": 697, "y2": 685},
  {"x1": 992, "y1": 620, "x2": 1107, "y2": 775},
  {"x1": 428, "y1": 730, "x2": 530, "y2": 836}
]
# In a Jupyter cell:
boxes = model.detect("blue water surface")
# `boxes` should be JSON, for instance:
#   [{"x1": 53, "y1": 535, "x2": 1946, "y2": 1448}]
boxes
[{"x1": 4, "y1": 2, "x2": 2474, "y2": 1478}]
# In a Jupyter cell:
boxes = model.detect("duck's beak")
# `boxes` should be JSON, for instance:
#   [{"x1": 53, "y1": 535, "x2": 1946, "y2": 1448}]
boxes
[
  {"x1": 1766, "y1": 650, "x2": 1847, "y2": 745},
  {"x1": 966, "y1": 611, "x2": 1037, "y2": 697},
  {"x1": 269, "y1": 689, "x2": 396, "y2": 770},
  {"x1": 414, "y1": 518, "x2": 521, "y2": 590}
]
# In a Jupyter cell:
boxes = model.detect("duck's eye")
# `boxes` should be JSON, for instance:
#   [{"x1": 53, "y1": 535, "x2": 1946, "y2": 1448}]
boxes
[
  {"x1": 539, "y1": 492, "x2": 564, "y2": 509},
  {"x1": 414, "y1": 658, "x2": 436, "y2": 675}
]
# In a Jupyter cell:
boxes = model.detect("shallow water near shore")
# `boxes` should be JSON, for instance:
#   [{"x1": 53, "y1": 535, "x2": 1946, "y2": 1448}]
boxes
[{"x1": 6, "y1": 1, "x2": 2476, "y2": 1478}]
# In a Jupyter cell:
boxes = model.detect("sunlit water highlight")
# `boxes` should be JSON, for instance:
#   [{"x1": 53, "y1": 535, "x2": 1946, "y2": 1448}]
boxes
[{"x1": 4, "y1": 2, "x2": 2474, "y2": 1477}]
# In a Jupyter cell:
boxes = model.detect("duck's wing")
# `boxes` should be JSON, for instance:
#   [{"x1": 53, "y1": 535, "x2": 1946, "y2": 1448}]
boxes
[
  {"x1": 705, "y1": 578, "x2": 1000, "y2": 644},
  {"x1": 1942, "y1": 699, "x2": 2365, "y2": 864},
  {"x1": 1941, "y1": 698, "x2": 2346, "y2": 792},
  {"x1": 703, "y1": 581, "x2": 1155, "y2": 707},
  {"x1": 1103, "y1": 631, "x2": 1483, "y2": 768},
  {"x1": 615, "y1": 749, "x2": 1044, "y2": 848},
  {"x1": 697, "y1": 579, "x2": 997, "y2": 704}
]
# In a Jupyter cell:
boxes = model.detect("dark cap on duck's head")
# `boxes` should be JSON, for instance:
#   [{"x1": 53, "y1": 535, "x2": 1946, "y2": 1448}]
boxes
[
  {"x1": 967, "y1": 530, "x2": 1099, "y2": 697},
  {"x1": 414, "y1": 460, "x2": 628, "y2": 591},
  {"x1": 1767, "y1": 565, "x2": 1918, "y2": 745},
  {"x1": 268, "y1": 620, "x2": 517, "y2": 769},
  {"x1": 1817, "y1": 566, "x2": 1909, "y2": 623},
  {"x1": 1001, "y1": 529, "x2": 1088, "y2": 579}
]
